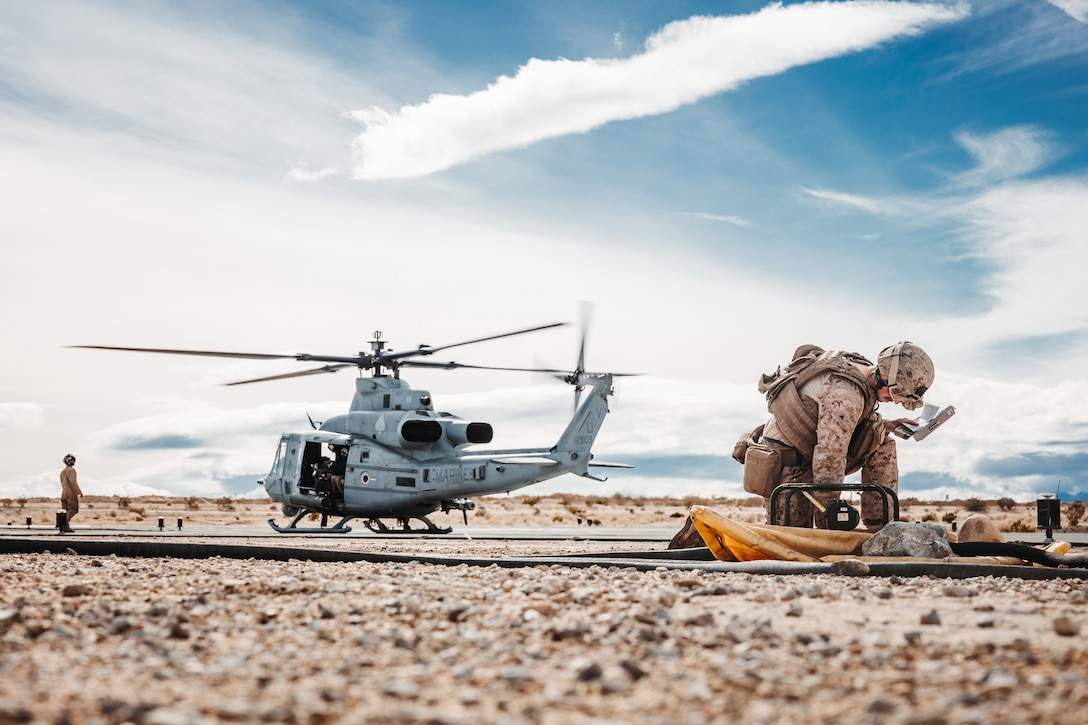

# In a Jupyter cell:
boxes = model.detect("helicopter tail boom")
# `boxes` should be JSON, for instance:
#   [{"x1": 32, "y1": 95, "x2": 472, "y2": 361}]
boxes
[{"x1": 553, "y1": 373, "x2": 614, "y2": 477}]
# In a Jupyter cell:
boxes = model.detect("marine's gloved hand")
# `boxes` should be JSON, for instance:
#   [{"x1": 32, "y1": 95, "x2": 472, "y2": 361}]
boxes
[{"x1": 883, "y1": 417, "x2": 915, "y2": 434}]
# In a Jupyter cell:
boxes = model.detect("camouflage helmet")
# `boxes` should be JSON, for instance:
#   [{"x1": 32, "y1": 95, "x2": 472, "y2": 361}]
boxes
[
  {"x1": 63, "y1": 454, "x2": 76, "y2": 466},
  {"x1": 877, "y1": 342, "x2": 933, "y2": 411}
]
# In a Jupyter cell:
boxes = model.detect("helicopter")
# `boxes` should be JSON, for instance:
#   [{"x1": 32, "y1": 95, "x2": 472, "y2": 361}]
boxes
[{"x1": 72, "y1": 322, "x2": 632, "y2": 534}]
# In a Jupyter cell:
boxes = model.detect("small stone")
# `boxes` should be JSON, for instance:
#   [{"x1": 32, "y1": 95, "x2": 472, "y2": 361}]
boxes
[
  {"x1": 920, "y1": 610, "x2": 941, "y2": 626},
  {"x1": 600, "y1": 666, "x2": 630, "y2": 694},
  {"x1": 501, "y1": 666, "x2": 535, "y2": 685},
  {"x1": 1053, "y1": 616, "x2": 1081, "y2": 637},
  {"x1": 61, "y1": 583, "x2": 92, "y2": 597},
  {"x1": 0, "y1": 703, "x2": 32, "y2": 723},
  {"x1": 381, "y1": 679, "x2": 420, "y2": 699},
  {"x1": 942, "y1": 584, "x2": 974, "y2": 598},
  {"x1": 620, "y1": 659, "x2": 647, "y2": 680},
  {"x1": 576, "y1": 661, "x2": 603, "y2": 681},
  {"x1": 830, "y1": 559, "x2": 870, "y2": 576}
]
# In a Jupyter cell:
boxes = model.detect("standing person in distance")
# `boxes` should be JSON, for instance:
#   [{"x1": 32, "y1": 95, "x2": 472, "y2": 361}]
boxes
[{"x1": 60, "y1": 453, "x2": 83, "y2": 532}]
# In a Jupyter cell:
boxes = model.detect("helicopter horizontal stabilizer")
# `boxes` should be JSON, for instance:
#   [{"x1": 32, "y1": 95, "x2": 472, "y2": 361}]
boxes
[
  {"x1": 587, "y1": 461, "x2": 634, "y2": 469},
  {"x1": 489, "y1": 457, "x2": 560, "y2": 466}
]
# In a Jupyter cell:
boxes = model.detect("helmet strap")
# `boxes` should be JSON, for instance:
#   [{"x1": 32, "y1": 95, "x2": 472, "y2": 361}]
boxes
[{"x1": 886, "y1": 342, "x2": 905, "y2": 388}]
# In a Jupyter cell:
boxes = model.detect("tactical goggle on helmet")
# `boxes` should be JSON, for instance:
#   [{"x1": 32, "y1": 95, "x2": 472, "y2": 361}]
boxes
[{"x1": 877, "y1": 342, "x2": 934, "y2": 411}]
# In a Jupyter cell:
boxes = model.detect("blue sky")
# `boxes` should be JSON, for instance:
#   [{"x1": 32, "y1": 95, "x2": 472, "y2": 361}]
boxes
[{"x1": 3, "y1": 0, "x2": 1088, "y2": 506}]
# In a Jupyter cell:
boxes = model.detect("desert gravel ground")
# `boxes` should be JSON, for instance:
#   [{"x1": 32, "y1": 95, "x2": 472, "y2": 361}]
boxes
[{"x1": 3, "y1": 538, "x2": 1088, "y2": 725}]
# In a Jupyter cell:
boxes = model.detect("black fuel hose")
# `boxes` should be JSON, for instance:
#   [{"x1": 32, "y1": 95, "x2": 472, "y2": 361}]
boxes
[{"x1": 4, "y1": 537, "x2": 1088, "y2": 580}]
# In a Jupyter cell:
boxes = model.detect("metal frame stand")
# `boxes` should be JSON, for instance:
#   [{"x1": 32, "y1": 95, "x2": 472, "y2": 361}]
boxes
[{"x1": 770, "y1": 483, "x2": 900, "y2": 528}]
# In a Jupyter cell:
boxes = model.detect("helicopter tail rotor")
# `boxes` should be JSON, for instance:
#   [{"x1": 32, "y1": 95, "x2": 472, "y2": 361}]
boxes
[{"x1": 551, "y1": 301, "x2": 594, "y2": 411}]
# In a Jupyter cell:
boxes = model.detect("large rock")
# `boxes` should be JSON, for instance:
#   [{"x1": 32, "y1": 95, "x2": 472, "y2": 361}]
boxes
[
  {"x1": 956, "y1": 514, "x2": 1004, "y2": 543},
  {"x1": 667, "y1": 515, "x2": 705, "y2": 549},
  {"x1": 862, "y1": 521, "x2": 953, "y2": 559}
]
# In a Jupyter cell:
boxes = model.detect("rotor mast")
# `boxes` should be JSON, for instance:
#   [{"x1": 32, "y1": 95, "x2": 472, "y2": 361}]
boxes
[{"x1": 369, "y1": 331, "x2": 389, "y2": 378}]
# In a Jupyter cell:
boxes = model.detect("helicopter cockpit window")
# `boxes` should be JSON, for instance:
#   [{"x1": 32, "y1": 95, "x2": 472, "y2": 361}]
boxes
[{"x1": 270, "y1": 440, "x2": 287, "y2": 478}]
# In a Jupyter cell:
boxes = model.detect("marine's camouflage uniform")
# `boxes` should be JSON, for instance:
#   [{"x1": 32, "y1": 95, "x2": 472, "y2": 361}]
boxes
[
  {"x1": 60, "y1": 464, "x2": 82, "y2": 520},
  {"x1": 762, "y1": 367, "x2": 897, "y2": 530}
]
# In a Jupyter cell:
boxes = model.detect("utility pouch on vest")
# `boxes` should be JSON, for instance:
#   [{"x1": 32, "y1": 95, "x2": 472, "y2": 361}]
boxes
[
  {"x1": 732, "y1": 424, "x2": 765, "y2": 465},
  {"x1": 845, "y1": 412, "x2": 886, "y2": 474},
  {"x1": 742, "y1": 442, "x2": 782, "y2": 498}
]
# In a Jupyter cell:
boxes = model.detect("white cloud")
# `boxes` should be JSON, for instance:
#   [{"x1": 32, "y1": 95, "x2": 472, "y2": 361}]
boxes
[
  {"x1": 801, "y1": 187, "x2": 916, "y2": 216},
  {"x1": 0, "y1": 403, "x2": 45, "y2": 429},
  {"x1": 956, "y1": 176, "x2": 1088, "y2": 344},
  {"x1": 791, "y1": 125, "x2": 1088, "y2": 386},
  {"x1": 348, "y1": 1, "x2": 968, "y2": 179},
  {"x1": 687, "y1": 212, "x2": 752, "y2": 227},
  {"x1": 1048, "y1": 0, "x2": 1088, "y2": 22},
  {"x1": 955, "y1": 126, "x2": 1052, "y2": 187},
  {"x1": 0, "y1": 0, "x2": 379, "y2": 177}
]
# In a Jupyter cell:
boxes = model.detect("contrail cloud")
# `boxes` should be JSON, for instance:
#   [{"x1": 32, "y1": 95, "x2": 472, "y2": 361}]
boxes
[{"x1": 347, "y1": 1, "x2": 969, "y2": 180}]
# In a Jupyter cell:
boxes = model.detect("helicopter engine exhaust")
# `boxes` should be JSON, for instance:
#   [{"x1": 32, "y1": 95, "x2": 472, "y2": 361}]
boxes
[
  {"x1": 445, "y1": 421, "x2": 493, "y2": 447},
  {"x1": 400, "y1": 419, "x2": 443, "y2": 443}
]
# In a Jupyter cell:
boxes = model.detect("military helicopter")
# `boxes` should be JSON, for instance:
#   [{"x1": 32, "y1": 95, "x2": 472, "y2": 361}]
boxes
[{"x1": 72, "y1": 322, "x2": 631, "y2": 534}]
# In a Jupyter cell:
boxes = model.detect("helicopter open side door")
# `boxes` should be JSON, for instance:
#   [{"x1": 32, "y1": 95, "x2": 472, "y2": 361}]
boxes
[{"x1": 262, "y1": 431, "x2": 353, "y2": 508}]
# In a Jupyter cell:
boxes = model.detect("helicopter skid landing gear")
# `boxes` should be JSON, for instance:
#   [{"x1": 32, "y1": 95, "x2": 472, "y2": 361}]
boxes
[
  {"x1": 268, "y1": 509, "x2": 354, "y2": 534},
  {"x1": 364, "y1": 516, "x2": 452, "y2": 535}
]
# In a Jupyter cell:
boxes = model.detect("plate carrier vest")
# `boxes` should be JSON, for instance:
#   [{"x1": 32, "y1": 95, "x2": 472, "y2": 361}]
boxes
[{"x1": 758, "y1": 345, "x2": 885, "y2": 473}]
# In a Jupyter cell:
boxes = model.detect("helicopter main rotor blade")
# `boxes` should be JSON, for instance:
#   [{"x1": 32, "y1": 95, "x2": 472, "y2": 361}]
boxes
[
  {"x1": 225, "y1": 364, "x2": 352, "y2": 386},
  {"x1": 68, "y1": 345, "x2": 297, "y2": 361},
  {"x1": 399, "y1": 360, "x2": 571, "y2": 374},
  {"x1": 70, "y1": 345, "x2": 372, "y2": 368},
  {"x1": 386, "y1": 322, "x2": 568, "y2": 361}
]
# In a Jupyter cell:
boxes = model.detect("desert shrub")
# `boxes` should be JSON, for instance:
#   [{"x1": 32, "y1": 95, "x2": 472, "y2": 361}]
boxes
[
  {"x1": 475, "y1": 507, "x2": 489, "y2": 517},
  {"x1": 129, "y1": 506, "x2": 145, "y2": 516},
  {"x1": 942, "y1": 512, "x2": 957, "y2": 524},
  {"x1": 1005, "y1": 519, "x2": 1034, "y2": 533},
  {"x1": 996, "y1": 497, "x2": 1016, "y2": 511},
  {"x1": 117, "y1": 496, "x2": 131, "y2": 509},
  {"x1": 670, "y1": 512, "x2": 684, "y2": 518},
  {"x1": 521, "y1": 495, "x2": 540, "y2": 506},
  {"x1": 922, "y1": 512, "x2": 938, "y2": 522},
  {"x1": 185, "y1": 496, "x2": 201, "y2": 510},
  {"x1": 552, "y1": 514, "x2": 564, "y2": 523},
  {"x1": 215, "y1": 496, "x2": 235, "y2": 511},
  {"x1": 965, "y1": 498, "x2": 987, "y2": 512},
  {"x1": 899, "y1": 497, "x2": 919, "y2": 510},
  {"x1": 1067, "y1": 500, "x2": 1086, "y2": 527}
]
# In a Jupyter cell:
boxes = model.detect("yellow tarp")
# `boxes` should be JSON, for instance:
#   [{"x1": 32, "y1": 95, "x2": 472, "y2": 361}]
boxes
[
  {"x1": 690, "y1": 505, "x2": 868, "y2": 562},
  {"x1": 688, "y1": 505, "x2": 1061, "y2": 566}
]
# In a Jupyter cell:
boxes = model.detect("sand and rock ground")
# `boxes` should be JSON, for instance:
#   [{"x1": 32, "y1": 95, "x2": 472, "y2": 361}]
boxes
[{"x1": 2, "y1": 495, "x2": 1087, "y2": 724}]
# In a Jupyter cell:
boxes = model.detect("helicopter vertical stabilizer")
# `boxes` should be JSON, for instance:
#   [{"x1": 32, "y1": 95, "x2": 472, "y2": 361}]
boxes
[{"x1": 553, "y1": 373, "x2": 614, "y2": 476}]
